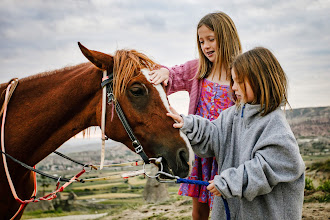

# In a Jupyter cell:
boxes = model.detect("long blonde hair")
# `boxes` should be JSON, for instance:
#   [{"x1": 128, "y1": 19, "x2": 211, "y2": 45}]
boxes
[
  {"x1": 196, "y1": 11, "x2": 242, "y2": 80},
  {"x1": 231, "y1": 47, "x2": 289, "y2": 116}
]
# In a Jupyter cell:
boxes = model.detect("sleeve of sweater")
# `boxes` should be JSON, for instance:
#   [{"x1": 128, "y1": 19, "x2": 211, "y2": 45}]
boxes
[
  {"x1": 162, "y1": 59, "x2": 199, "y2": 95},
  {"x1": 180, "y1": 112, "x2": 228, "y2": 158},
  {"x1": 213, "y1": 115, "x2": 305, "y2": 201}
]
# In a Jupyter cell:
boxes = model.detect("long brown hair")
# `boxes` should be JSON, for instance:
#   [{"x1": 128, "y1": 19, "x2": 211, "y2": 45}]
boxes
[
  {"x1": 231, "y1": 47, "x2": 289, "y2": 116},
  {"x1": 196, "y1": 11, "x2": 242, "y2": 80}
]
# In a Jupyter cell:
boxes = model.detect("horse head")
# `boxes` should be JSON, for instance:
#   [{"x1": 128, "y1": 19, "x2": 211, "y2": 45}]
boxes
[{"x1": 78, "y1": 42, "x2": 194, "y2": 178}]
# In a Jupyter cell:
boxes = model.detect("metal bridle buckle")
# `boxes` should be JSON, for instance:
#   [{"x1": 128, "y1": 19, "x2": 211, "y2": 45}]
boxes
[
  {"x1": 134, "y1": 144, "x2": 143, "y2": 154},
  {"x1": 107, "y1": 92, "x2": 114, "y2": 103},
  {"x1": 143, "y1": 157, "x2": 163, "y2": 178}
]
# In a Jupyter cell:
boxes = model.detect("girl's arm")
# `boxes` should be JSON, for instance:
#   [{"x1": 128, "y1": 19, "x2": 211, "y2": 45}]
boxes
[
  {"x1": 149, "y1": 59, "x2": 199, "y2": 95},
  {"x1": 167, "y1": 106, "x2": 225, "y2": 158}
]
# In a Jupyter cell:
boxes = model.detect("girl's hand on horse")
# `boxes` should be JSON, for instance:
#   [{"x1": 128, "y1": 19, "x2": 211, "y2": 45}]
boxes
[
  {"x1": 207, "y1": 180, "x2": 222, "y2": 197},
  {"x1": 149, "y1": 68, "x2": 170, "y2": 86},
  {"x1": 166, "y1": 106, "x2": 184, "y2": 129}
]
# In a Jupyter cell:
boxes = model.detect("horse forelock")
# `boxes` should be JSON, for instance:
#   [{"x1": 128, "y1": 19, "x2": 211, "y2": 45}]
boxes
[{"x1": 112, "y1": 49, "x2": 160, "y2": 99}]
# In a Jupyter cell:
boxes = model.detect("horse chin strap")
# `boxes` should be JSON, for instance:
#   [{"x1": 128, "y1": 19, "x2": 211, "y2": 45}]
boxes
[{"x1": 100, "y1": 70, "x2": 150, "y2": 169}]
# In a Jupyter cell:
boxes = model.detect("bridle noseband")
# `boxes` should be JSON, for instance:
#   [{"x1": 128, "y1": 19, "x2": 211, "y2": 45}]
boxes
[{"x1": 100, "y1": 70, "x2": 150, "y2": 167}]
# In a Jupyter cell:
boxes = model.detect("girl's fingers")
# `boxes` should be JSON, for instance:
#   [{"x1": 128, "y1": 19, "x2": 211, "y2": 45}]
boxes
[
  {"x1": 153, "y1": 75, "x2": 163, "y2": 85},
  {"x1": 173, "y1": 122, "x2": 183, "y2": 129},
  {"x1": 214, "y1": 191, "x2": 222, "y2": 196},
  {"x1": 168, "y1": 107, "x2": 184, "y2": 128},
  {"x1": 149, "y1": 72, "x2": 156, "y2": 81},
  {"x1": 150, "y1": 73, "x2": 164, "y2": 85},
  {"x1": 166, "y1": 112, "x2": 181, "y2": 122},
  {"x1": 207, "y1": 182, "x2": 222, "y2": 197},
  {"x1": 167, "y1": 112, "x2": 182, "y2": 122},
  {"x1": 166, "y1": 112, "x2": 183, "y2": 128},
  {"x1": 169, "y1": 106, "x2": 179, "y2": 115},
  {"x1": 164, "y1": 79, "x2": 169, "y2": 86}
]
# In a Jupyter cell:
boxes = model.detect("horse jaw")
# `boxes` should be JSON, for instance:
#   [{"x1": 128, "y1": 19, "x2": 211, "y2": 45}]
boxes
[{"x1": 141, "y1": 69, "x2": 194, "y2": 176}]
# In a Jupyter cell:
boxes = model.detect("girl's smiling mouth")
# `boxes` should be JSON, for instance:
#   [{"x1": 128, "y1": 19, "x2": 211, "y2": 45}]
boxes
[{"x1": 206, "y1": 51, "x2": 214, "y2": 57}]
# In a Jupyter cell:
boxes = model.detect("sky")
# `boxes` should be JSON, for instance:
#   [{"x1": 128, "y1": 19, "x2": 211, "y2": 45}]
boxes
[{"x1": 1, "y1": 0, "x2": 329, "y2": 113}]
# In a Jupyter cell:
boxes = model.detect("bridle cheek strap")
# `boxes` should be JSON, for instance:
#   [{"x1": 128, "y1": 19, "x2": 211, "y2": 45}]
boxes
[
  {"x1": 100, "y1": 70, "x2": 150, "y2": 165},
  {"x1": 100, "y1": 70, "x2": 108, "y2": 169}
]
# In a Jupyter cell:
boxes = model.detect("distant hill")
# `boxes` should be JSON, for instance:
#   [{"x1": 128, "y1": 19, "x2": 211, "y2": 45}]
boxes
[
  {"x1": 286, "y1": 106, "x2": 330, "y2": 137},
  {"x1": 285, "y1": 106, "x2": 330, "y2": 157}
]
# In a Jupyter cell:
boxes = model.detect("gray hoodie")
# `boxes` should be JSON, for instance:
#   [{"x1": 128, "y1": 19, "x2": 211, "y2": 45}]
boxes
[{"x1": 181, "y1": 104, "x2": 305, "y2": 220}]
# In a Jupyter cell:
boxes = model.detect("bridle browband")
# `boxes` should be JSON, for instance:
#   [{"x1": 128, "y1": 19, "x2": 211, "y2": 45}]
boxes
[{"x1": 100, "y1": 70, "x2": 150, "y2": 165}]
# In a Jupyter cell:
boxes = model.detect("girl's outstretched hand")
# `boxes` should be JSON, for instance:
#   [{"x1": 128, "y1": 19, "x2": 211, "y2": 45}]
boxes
[
  {"x1": 149, "y1": 68, "x2": 170, "y2": 86},
  {"x1": 166, "y1": 106, "x2": 184, "y2": 128}
]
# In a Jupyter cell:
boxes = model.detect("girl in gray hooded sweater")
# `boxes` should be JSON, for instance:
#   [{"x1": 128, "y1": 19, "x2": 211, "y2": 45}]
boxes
[{"x1": 167, "y1": 47, "x2": 305, "y2": 220}]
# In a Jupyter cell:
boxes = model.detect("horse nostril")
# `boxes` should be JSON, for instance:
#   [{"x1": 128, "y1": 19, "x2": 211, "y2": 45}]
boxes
[{"x1": 178, "y1": 149, "x2": 189, "y2": 164}]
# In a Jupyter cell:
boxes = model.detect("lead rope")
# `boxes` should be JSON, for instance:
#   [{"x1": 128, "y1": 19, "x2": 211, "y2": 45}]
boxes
[
  {"x1": 1, "y1": 79, "x2": 36, "y2": 220},
  {"x1": 156, "y1": 171, "x2": 230, "y2": 220},
  {"x1": 0, "y1": 78, "x2": 18, "y2": 116},
  {"x1": 0, "y1": 79, "x2": 27, "y2": 220}
]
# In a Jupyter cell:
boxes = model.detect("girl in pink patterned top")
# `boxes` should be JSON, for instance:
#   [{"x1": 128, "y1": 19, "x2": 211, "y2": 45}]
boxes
[{"x1": 149, "y1": 11, "x2": 241, "y2": 220}]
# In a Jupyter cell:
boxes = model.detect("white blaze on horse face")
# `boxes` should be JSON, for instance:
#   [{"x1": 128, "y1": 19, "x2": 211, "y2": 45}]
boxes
[{"x1": 141, "y1": 69, "x2": 194, "y2": 176}]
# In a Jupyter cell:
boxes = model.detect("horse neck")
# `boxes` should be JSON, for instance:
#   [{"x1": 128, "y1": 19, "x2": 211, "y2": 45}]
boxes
[{"x1": 3, "y1": 63, "x2": 102, "y2": 165}]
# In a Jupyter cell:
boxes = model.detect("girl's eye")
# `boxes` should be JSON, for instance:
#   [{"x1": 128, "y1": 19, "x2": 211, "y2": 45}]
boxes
[
  {"x1": 210, "y1": 38, "x2": 215, "y2": 42},
  {"x1": 200, "y1": 41, "x2": 204, "y2": 44}
]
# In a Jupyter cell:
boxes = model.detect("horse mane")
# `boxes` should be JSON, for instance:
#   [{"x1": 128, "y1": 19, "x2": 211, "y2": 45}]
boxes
[
  {"x1": 0, "y1": 63, "x2": 93, "y2": 89},
  {"x1": 20, "y1": 63, "x2": 92, "y2": 82},
  {"x1": 112, "y1": 49, "x2": 159, "y2": 100}
]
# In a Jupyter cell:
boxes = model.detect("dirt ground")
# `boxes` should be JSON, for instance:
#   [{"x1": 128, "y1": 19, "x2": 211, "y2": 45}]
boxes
[
  {"x1": 102, "y1": 198, "x2": 330, "y2": 220},
  {"x1": 302, "y1": 203, "x2": 330, "y2": 220}
]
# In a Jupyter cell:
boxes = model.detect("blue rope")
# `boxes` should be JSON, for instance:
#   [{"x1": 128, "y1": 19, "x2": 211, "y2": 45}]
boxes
[{"x1": 177, "y1": 178, "x2": 230, "y2": 220}]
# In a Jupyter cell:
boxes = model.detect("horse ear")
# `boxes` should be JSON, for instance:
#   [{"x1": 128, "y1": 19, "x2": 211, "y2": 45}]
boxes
[{"x1": 78, "y1": 42, "x2": 113, "y2": 70}]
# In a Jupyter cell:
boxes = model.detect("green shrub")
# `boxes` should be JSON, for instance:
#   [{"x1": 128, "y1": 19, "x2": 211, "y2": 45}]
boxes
[
  {"x1": 317, "y1": 194, "x2": 330, "y2": 202},
  {"x1": 310, "y1": 159, "x2": 330, "y2": 172},
  {"x1": 317, "y1": 180, "x2": 330, "y2": 193},
  {"x1": 305, "y1": 177, "x2": 314, "y2": 190}
]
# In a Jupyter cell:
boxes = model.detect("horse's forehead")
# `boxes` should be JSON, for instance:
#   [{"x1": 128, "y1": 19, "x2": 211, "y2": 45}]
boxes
[
  {"x1": 141, "y1": 69, "x2": 170, "y2": 112},
  {"x1": 140, "y1": 69, "x2": 152, "y2": 82}
]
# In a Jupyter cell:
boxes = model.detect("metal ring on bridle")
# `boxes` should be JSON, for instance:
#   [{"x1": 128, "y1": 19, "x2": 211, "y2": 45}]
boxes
[{"x1": 143, "y1": 157, "x2": 163, "y2": 178}]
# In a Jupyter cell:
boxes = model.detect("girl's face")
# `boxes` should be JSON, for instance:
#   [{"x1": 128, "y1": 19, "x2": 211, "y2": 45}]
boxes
[
  {"x1": 198, "y1": 25, "x2": 217, "y2": 63},
  {"x1": 231, "y1": 68, "x2": 254, "y2": 103}
]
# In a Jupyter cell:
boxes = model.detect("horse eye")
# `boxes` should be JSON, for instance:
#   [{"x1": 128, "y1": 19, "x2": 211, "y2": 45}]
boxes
[{"x1": 129, "y1": 85, "x2": 146, "y2": 96}]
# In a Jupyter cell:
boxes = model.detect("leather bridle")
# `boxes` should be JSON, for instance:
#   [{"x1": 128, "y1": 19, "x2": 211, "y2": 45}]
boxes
[{"x1": 100, "y1": 70, "x2": 150, "y2": 169}]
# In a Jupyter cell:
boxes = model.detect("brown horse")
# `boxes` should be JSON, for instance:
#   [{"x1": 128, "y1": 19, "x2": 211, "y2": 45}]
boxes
[{"x1": 0, "y1": 43, "x2": 194, "y2": 219}]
